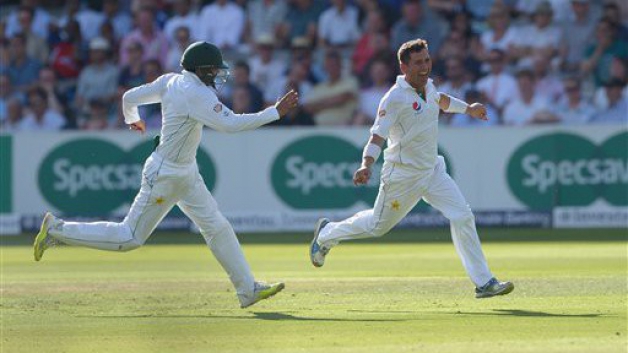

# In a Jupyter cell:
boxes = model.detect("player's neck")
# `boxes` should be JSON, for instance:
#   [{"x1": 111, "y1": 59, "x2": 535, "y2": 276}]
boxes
[
  {"x1": 407, "y1": 79, "x2": 427, "y2": 100},
  {"x1": 404, "y1": 76, "x2": 426, "y2": 92}
]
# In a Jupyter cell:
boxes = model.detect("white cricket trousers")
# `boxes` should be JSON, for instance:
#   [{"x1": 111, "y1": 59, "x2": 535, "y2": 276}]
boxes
[
  {"x1": 318, "y1": 156, "x2": 493, "y2": 287},
  {"x1": 49, "y1": 152, "x2": 256, "y2": 303}
]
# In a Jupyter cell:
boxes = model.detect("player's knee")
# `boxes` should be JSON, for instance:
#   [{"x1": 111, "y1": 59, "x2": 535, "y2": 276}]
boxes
[
  {"x1": 117, "y1": 238, "x2": 143, "y2": 252},
  {"x1": 115, "y1": 223, "x2": 143, "y2": 251},
  {"x1": 449, "y1": 210, "x2": 475, "y2": 226},
  {"x1": 369, "y1": 223, "x2": 393, "y2": 238},
  {"x1": 199, "y1": 214, "x2": 232, "y2": 241}
]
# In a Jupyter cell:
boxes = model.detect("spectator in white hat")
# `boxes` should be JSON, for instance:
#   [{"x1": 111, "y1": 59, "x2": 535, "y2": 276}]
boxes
[{"x1": 248, "y1": 35, "x2": 286, "y2": 95}]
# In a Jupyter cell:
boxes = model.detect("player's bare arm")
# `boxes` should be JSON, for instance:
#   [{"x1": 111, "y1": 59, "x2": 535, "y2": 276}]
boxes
[
  {"x1": 128, "y1": 120, "x2": 146, "y2": 133},
  {"x1": 354, "y1": 134, "x2": 385, "y2": 186},
  {"x1": 275, "y1": 89, "x2": 299, "y2": 117},
  {"x1": 439, "y1": 93, "x2": 488, "y2": 121}
]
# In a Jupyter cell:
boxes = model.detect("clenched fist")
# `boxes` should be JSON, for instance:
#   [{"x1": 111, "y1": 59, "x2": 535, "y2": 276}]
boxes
[
  {"x1": 353, "y1": 166, "x2": 372, "y2": 185},
  {"x1": 466, "y1": 103, "x2": 488, "y2": 121},
  {"x1": 129, "y1": 120, "x2": 146, "y2": 133}
]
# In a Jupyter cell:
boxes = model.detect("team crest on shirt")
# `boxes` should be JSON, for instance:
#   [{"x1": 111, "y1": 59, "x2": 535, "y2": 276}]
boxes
[
  {"x1": 412, "y1": 101, "x2": 423, "y2": 113},
  {"x1": 213, "y1": 104, "x2": 222, "y2": 113}
]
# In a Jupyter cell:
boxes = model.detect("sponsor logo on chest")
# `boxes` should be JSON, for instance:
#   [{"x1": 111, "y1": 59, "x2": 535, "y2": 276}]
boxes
[{"x1": 412, "y1": 101, "x2": 424, "y2": 114}]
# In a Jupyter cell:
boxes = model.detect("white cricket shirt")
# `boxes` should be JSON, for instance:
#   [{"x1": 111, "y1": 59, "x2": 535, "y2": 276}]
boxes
[
  {"x1": 122, "y1": 70, "x2": 279, "y2": 165},
  {"x1": 370, "y1": 75, "x2": 441, "y2": 172}
]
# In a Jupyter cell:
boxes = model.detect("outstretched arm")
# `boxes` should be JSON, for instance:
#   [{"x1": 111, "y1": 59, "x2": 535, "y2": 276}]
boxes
[
  {"x1": 192, "y1": 90, "x2": 299, "y2": 133},
  {"x1": 439, "y1": 93, "x2": 488, "y2": 121}
]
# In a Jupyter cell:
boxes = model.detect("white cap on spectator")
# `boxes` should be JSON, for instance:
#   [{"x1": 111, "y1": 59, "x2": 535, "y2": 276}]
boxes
[
  {"x1": 515, "y1": 61, "x2": 535, "y2": 75},
  {"x1": 291, "y1": 36, "x2": 311, "y2": 49},
  {"x1": 256, "y1": 34, "x2": 275, "y2": 46},
  {"x1": 90, "y1": 37, "x2": 110, "y2": 51}
]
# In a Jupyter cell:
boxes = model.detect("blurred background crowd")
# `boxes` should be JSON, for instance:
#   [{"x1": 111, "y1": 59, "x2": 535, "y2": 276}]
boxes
[{"x1": 0, "y1": 0, "x2": 626, "y2": 131}]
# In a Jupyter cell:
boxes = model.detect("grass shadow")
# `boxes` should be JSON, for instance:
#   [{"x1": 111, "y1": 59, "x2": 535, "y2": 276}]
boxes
[
  {"x1": 82, "y1": 311, "x2": 407, "y2": 322},
  {"x1": 353, "y1": 309, "x2": 607, "y2": 319},
  {"x1": 456, "y1": 309, "x2": 604, "y2": 318},
  {"x1": 251, "y1": 312, "x2": 405, "y2": 322},
  {"x1": 347, "y1": 309, "x2": 422, "y2": 314},
  {"x1": 86, "y1": 309, "x2": 607, "y2": 321}
]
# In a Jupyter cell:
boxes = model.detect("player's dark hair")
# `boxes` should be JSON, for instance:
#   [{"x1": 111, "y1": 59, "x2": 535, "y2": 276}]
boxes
[{"x1": 397, "y1": 39, "x2": 429, "y2": 65}]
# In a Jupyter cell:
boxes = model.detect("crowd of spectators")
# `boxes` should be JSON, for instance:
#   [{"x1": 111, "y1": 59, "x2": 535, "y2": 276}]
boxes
[{"x1": 0, "y1": 0, "x2": 626, "y2": 131}]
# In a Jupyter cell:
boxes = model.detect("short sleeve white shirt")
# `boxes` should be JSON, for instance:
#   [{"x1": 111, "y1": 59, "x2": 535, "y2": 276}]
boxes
[
  {"x1": 371, "y1": 76, "x2": 441, "y2": 171},
  {"x1": 17, "y1": 110, "x2": 65, "y2": 131},
  {"x1": 480, "y1": 27, "x2": 518, "y2": 51},
  {"x1": 503, "y1": 95, "x2": 550, "y2": 126},
  {"x1": 198, "y1": 2, "x2": 245, "y2": 48},
  {"x1": 476, "y1": 72, "x2": 519, "y2": 109},
  {"x1": 318, "y1": 6, "x2": 361, "y2": 46}
]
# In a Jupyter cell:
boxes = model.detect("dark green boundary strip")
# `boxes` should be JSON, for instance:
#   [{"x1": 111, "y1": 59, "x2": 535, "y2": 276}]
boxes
[{"x1": 0, "y1": 135, "x2": 11, "y2": 213}]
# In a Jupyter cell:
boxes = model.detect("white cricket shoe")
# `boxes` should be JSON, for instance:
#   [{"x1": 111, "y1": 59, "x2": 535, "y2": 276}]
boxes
[
  {"x1": 33, "y1": 212, "x2": 62, "y2": 261},
  {"x1": 475, "y1": 277, "x2": 515, "y2": 299},
  {"x1": 240, "y1": 281, "x2": 285, "y2": 309},
  {"x1": 310, "y1": 218, "x2": 331, "y2": 267}
]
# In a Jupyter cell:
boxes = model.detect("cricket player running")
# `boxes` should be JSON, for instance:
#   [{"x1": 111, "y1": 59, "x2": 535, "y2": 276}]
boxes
[
  {"x1": 34, "y1": 41, "x2": 299, "y2": 308},
  {"x1": 310, "y1": 39, "x2": 514, "y2": 299}
]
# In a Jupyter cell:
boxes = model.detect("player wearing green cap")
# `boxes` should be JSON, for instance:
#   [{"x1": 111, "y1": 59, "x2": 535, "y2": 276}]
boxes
[{"x1": 34, "y1": 41, "x2": 299, "y2": 308}]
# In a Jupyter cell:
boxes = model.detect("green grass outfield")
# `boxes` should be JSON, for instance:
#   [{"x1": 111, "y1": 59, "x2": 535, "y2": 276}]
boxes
[{"x1": 1, "y1": 228, "x2": 626, "y2": 353}]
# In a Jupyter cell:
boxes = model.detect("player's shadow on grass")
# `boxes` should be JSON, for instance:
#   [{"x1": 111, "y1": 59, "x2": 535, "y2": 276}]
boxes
[
  {"x1": 457, "y1": 309, "x2": 602, "y2": 318},
  {"x1": 85, "y1": 312, "x2": 406, "y2": 322},
  {"x1": 251, "y1": 312, "x2": 405, "y2": 322}
]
